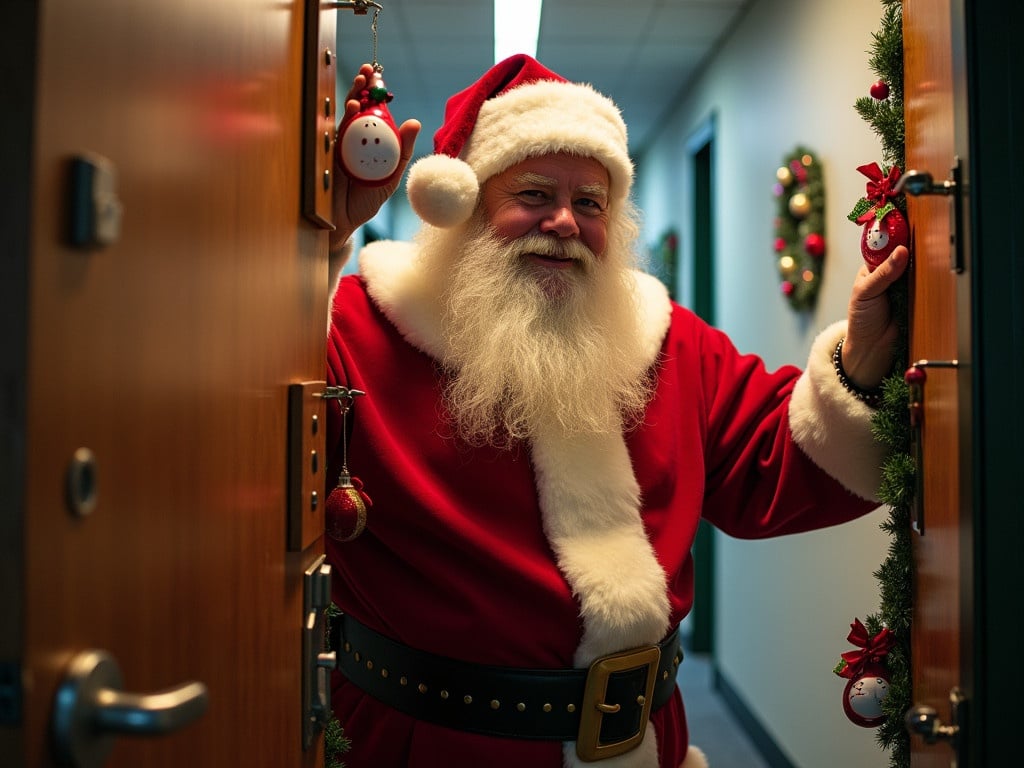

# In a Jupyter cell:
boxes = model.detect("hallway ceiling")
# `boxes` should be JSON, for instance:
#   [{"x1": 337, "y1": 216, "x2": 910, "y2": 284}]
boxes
[{"x1": 337, "y1": 0, "x2": 753, "y2": 161}]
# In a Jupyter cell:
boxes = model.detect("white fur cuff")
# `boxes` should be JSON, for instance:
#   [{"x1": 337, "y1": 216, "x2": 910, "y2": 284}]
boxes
[{"x1": 788, "y1": 321, "x2": 887, "y2": 502}]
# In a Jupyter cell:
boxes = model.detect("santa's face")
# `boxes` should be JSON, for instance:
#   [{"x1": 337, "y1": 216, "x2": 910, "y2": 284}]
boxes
[
  {"x1": 339, "y1": 114, "x2": 401, "y2": 182},
  {"x1": 415, "y1": 202, "x2": 649, "y2": 445},
  {"x1": 481, "y1": 153, "x2": 611, "y2": 271}
]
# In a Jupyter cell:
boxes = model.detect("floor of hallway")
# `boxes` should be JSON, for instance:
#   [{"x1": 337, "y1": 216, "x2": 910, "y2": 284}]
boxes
[{"x1": 677, "y1": 653, "x2": 772, "y2": 768}]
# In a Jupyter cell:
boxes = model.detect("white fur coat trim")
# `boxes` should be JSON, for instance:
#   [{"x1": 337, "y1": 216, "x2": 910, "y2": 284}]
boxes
[
  {"x1": 358, "y1": 239, "x2": 672, "y2": 367},
  {"x1": 359, "y1": 242, "x2": 674, "y2": 651},
  {"x1": 788, "y1": 320, "x2": 886, "y2": 502},
  {"x1": 680, "y1": 746, "x2": 709, "y2": 768},
  {"x1": 360, "y1": 241, "x2": 673, "y2": 767}
]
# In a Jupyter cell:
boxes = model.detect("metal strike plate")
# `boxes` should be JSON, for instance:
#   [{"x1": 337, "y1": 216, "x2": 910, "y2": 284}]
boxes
[
  {"x1": 302, "y1": 1, "x2": 339, "y2": 228},
  {"x1": 288, "y1": 382, "x2": 327, "y2": 551},
  {"x1": 302, "y1": 555, "x2": 336, "y2": 750}
]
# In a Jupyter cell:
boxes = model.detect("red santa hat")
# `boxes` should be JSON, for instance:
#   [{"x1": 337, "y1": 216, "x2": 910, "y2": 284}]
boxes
[{"x1": 406, "y1": 54, "x2": 634, "y2": 228}]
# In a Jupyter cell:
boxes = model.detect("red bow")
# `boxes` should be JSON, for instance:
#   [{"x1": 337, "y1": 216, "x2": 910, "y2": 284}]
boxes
[
  {"x1": 837, "y1": 618, "x2": 895, "y2": 679},
  {"x1": 858, "y1": 162, "x2": 902, "y2": 205}
]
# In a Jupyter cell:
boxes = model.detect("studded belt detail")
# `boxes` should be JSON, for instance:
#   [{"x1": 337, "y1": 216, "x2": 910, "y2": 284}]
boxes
[{"x1": 332, "y1": 612, "x2": 682, "y2": 761}]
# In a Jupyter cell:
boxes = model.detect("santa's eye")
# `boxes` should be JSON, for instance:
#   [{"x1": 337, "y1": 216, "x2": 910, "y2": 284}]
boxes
[
  {"x1": 374, "y1": 138, "x2": 380, "y2": 144},
  {"x1": 361, "y1": 138, "x2": 367, "y2": 145}
]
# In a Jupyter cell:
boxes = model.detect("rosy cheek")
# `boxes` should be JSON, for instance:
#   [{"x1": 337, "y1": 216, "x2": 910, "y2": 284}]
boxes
[{"x1": 490, "y1": 210, "x2": 537, "y2": 240}]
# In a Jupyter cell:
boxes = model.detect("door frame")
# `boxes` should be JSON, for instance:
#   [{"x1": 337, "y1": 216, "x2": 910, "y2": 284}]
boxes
[
  {"x1": 685, "y1": 114, "x2": 716, "y2": 656},
  {"x1": 964, "y1": 1, "x2": 1023, "y2": 765},
  {"x1": 0, "y1": 2, "x2": 36, "y2": 757}
]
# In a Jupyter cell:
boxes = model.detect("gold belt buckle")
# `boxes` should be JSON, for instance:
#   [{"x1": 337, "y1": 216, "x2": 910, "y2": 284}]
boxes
[{"x1": 575, "y1": 645, "x2": 661, "y2": 762}]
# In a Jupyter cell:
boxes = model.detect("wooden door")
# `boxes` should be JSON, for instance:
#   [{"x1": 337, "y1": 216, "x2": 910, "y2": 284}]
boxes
[
  {"x1": 16, "y1": 0, "x2": 330, "y2": 765},
  {"x1": 903, "y1": 1, "x2": 973, "y2": 765}
]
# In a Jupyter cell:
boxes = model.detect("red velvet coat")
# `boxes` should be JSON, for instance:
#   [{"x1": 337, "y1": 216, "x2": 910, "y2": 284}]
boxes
[{"x1": 325, "y1": 242, "x2": 883, "y2": 768}]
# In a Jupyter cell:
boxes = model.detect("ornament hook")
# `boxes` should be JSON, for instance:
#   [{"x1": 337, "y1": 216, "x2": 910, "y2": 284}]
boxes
[
  {"x1": 327, "y1": 0, "x2": 382, "y2": 14},
  {"x1": 327, "y1": 1, "x2": 384, "y2": 68},
  {"x1": 320, "y1": 387, "x2": 365, "y2": 473}
]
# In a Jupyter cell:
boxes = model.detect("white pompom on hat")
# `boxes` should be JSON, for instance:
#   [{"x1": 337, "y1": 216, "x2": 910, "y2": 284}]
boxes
[{"x1": 406, "y1": 54, "x2": 634, "y2": 228}]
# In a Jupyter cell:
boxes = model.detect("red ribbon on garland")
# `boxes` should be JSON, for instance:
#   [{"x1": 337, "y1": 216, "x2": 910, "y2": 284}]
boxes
[
  {"x1": 855, "y1": 163, "x2": 903, "y2": 223},
  {"x1": 836, "y1": 618, "x2": 895, "y2": 679}
]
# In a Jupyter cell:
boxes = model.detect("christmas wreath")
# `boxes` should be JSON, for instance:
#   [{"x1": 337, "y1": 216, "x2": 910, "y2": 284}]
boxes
[{"x1": 772, "y1": 147, "x2": 825, "y2": 310}]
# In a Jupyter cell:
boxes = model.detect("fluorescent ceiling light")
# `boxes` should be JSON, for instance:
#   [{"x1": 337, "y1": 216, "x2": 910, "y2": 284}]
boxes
[{"x1": 494, "y1": 0, "x2": 542, "y2": 63}]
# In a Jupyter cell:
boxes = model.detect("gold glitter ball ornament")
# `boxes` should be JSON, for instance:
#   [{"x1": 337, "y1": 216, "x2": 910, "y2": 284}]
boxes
[{"x1": 788, "y1": 192, "x2": 812, "y2": 219}]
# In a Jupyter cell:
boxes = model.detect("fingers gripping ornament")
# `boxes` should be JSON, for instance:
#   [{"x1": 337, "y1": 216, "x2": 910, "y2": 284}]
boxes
[
  {"x1": 322, "y1": 386, "x2": 372, "y2": 542},
  {"x1": 849, "y1": 162, "x2": 909, "y2": 271},
  {"x1": 335, "y1": 4, "x2": 402, "y2": 186},
  {"x1": 833, "y1": 618, "x2": 895, "y2": 728}
]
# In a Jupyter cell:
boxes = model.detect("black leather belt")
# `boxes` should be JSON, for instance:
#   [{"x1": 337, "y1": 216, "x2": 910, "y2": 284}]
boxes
[{"x1": 331, "y1": 613, "x2": 682, "y2": 761}]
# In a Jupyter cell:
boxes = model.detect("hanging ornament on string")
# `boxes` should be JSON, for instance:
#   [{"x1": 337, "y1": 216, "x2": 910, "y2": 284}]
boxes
[
  {"x1": 833, "y1": 618, "x2": 895, "y2": 728},
  {"x1": 336, "y1": 3, "x2": 403, "y2": 186},
  {"x1": 847, "y1": 162, "x2": 909, "y2": 271},
  {"x1": 323, "y1": 386, "x2": 372, "y2": 542}
]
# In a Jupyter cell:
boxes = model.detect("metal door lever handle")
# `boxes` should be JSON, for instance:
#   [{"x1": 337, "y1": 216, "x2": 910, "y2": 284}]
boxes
[
  {"x1": 894, "y1": 169, "x2": 957, "y2": 196},
  {"x1": 904, "y1": 687, "x2": 967, "y2": 763},
  {"x1": 91, "y1": 680, "x2": 208, "y2": 733},
  {"x1": 892, "y1": 158, "x2": 966, "y2": 272},
  {"x1": 905, "y1": 704, "x2": 959, "y2": 744},
  {"x1": 52, "y1": 649, "x2": 208, "y2": 767}
]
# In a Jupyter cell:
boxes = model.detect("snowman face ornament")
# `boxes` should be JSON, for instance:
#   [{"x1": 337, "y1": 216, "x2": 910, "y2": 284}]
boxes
[
  {"x1": 339, "y1": 112, "x2": 401, "y2": 184},
  {"x1": 865, "y1": 219, "x2": 889, "y2": 251},
  {"x1": 859, "y1": 206, "x2": 909, "y2": 270},
  {"x1": 842, "y1": 672, "x2": 890, "y2": 727}
]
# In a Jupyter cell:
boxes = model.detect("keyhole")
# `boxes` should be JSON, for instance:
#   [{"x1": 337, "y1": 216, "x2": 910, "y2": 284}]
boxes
[{"x1": 66, "y1": 447, "x2": 98, "y2": 517}]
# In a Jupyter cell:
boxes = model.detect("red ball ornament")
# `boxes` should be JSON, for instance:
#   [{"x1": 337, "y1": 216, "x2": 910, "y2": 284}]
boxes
[
  {"x1": 774, "y1": 237, "x2": 786, "y2": 253},
  {"x1": 325, "y1": 475, "x2": 372, "y2": 542},
  {"x1": 904, "y1": 365, "x2": 927, "y2": 387},
  {"x1": 860, "y1": 207, "x2": 909, "y2": 270},
  {"x1": 869, "y1": 80, "x2": 890, "y2": 100},
  {"x1": 781, "y1": 281, "x2": 795, "y2": 297},
  {"x1": 337, "y1": 70, "x2": 402, "y2": 186},
  {"x1": 842, "y1": 663, "x2": 891, "y2": 728},
  {"x1": 804, "y1": 232, "x2": 826, "y2": 258}
]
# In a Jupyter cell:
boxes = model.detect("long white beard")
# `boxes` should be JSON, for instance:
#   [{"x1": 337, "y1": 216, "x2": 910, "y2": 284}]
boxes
[{"x1": 415, "y1": 213, "x2": 653, "y2": 446}]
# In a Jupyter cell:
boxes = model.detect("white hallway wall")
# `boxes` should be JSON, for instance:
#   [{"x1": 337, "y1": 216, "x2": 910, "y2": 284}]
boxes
[{"x1": 634, "y1": 0, "x2": 894, "y2": 767}]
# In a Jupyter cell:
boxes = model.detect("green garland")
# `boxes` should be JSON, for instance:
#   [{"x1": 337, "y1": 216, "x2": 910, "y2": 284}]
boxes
[
  {"x1": 851, "y1": 2, "x2": 913, "y2": 766},
  {"x1": 325, "y1": 604, "x2": 351, "y2": 768}
]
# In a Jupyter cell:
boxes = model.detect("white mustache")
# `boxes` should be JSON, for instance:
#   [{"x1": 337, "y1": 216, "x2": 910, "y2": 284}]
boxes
[{"x1": 507, "y1": 234, "x2": 595, "y2": 264}]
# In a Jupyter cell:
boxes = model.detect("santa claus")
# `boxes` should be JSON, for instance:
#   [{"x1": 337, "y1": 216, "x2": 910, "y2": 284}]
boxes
[{"x1": 324, "y1": 55, "x2": 907, "y2": 768}]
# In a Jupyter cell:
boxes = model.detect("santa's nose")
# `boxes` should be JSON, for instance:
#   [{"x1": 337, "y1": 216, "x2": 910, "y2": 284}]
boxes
[{"x1": 540, "y1": 205, "x2": 580, "y2": 238}]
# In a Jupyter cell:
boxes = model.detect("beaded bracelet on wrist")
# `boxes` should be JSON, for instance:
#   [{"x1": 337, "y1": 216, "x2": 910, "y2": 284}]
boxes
[{"x1": 832, "y1": 337, "x2": 884, "y2": 408}]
